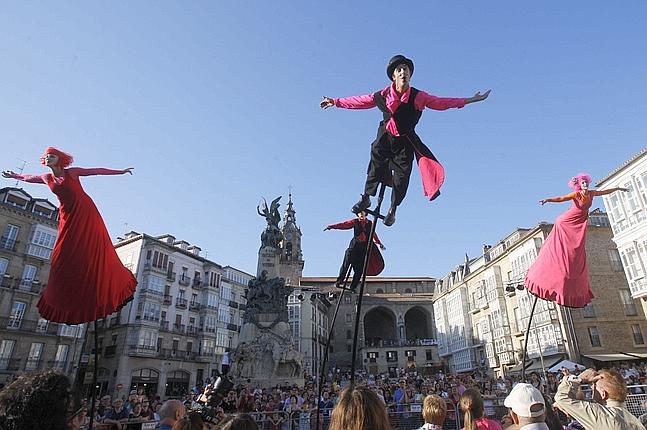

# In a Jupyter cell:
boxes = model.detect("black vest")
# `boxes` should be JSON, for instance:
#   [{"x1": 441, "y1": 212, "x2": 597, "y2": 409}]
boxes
[
  {"x1": 373, "y1": 87, "x2": 422, "y2": 136},
  {"x1": 353, "y1": 219, "x2": 371, "y2": 241}
]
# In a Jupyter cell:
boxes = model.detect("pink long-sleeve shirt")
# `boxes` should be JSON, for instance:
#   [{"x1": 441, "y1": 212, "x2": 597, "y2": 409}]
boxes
[
  {"x1": 10, "y1": 167, "x2": 128, "y2": 183},
  {"x1": 334, "y1": 83, "x2": 466, "y2": 136}
]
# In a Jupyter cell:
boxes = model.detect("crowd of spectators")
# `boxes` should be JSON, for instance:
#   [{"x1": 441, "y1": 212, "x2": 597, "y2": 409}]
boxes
[{"x1": 4, "y1": 362, "x2": 647, "y2": 429}]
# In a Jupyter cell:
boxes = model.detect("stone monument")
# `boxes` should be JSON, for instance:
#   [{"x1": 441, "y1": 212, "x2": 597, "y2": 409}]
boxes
[{"x1": 230, "y1": 196, "x2": 304, "y2": 387}]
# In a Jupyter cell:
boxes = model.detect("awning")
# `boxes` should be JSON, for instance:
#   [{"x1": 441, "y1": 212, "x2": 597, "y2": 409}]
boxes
[
  {"x1": 548, "y1": 359, "x2": 585, "y2": 373},
  {"x1": 582, "y1": 352, "x2": 647, "y2": 362}
]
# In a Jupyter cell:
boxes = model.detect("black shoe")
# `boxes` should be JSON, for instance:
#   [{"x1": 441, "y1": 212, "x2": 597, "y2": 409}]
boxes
[
  {"x1": 505, "y1": 285, "x2": 516, "y2": 293},
  {"x1": 383, "y1": 205, "x2": 397, "y2": 226},
  {"x1": 352, "y1": 194, "x2": 371, "y2": 214}
]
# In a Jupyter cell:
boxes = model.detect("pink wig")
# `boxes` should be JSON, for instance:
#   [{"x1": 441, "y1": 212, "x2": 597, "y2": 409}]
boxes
[
  {"x1": 568, "y1": 172, "x2": 592, "y2": 191},
  {"x1": 40, "y1": 147, "x2": 74, "y2": 168}
]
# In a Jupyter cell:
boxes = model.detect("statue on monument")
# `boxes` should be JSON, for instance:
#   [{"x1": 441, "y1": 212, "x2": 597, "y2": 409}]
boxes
[
  {"x1": 257, "y1": 196, "x2": 283, "y2": 249},
  {"x1": 243, "y1": 270, "x2": 291, "y2": 327}
]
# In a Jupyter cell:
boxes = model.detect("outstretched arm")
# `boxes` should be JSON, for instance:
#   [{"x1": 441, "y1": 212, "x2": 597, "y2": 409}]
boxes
[
  {"x1": 464, "y1": 90, "x2": 491, "y2": 105},
  {"x1": 323, "y1": 220, "x2": 355, "y2": 231},
  {"x1": 68, "y1": 167, "x2": 134, "y2": 177},
  {"x1": 540, "y1": 192, "x2": 578, "y2": 205},
  {"x1": 592, "y1": 187, "x2": 628, "y2": 196},
  {"x1": 320, "y1": 94, "x2": 376, "y2": 110},
  {"x1": 372, "y1": 231, "x2": 386, "y2": 250},
  {"x1": 1, "y1": 171, "x2": 45, "y2": 183}
]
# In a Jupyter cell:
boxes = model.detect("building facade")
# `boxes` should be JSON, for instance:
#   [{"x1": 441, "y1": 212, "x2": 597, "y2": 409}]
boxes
[
  {"x1": 90, "y1": 232, "x2": 251, "y2": 398},
  {"x1": 596, "y1": 149, "x2": 647, "y2": 303},
  {"x1": 0, "y1": 187, "x2": 85, "y2": 387},
  {"x1": 433, "y1": 210, "x2": 647, "y2": 376},
  {"x1": 299, "y1": 277, "x2": 439, "y2": 376}
]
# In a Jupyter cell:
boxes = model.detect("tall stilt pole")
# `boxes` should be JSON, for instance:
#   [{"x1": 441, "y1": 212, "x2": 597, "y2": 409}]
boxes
[
  {"x1": 88, "y1": 319, "x2": 100, "y2": 430},
  {"x1": 315, "y1": 266, "x2": 352, "y2": 430},
  {"x1": 350, "y1": 183, "x2": 387, "y2": 388},
  {"x1": 521, "y1": 296, "x2": 539, "y2": 382}
]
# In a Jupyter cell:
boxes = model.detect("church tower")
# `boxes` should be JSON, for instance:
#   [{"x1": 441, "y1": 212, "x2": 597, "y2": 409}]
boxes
[{"x1": 279, "y1": 193, "x2": 304, "y2": 284}]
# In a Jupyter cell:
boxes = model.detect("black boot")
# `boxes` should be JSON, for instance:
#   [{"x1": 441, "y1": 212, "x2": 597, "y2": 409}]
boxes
[
  {"x1": 383, "y1": 205, "x2": 397, "y2": 226},
  {"x1": 352, "y1": 194, "x2": 371, "y2": 214}
]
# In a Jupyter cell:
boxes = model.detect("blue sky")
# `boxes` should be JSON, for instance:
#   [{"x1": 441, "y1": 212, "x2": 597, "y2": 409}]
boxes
[{"x1": 1, "y1": 2, "x2": 645, "y2": 278}]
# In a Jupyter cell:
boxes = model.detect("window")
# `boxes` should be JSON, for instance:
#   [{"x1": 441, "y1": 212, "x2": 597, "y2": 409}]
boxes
[
  {"x1": 204, "y1": 316, "x2": 217, "y2": 333},
  {"x1": 581, "y1": 303, "x2": 596, "y2": 318},
  {"x1": 151, "y1": 251, "x2": 169, "y2": 269},
  {"x1": 344, "y1": 295, "x2": 352, "y2": 304},
  {"x1": 143, "y1": 302, "x2": 161, "y2": 321},
  {"x1": 588, "y1": 327, "x2": 602, "y2": 347},
  {"x1": 0, "y1": 258, "x2": 9, "y2": 278},
  {"x1": 346, "y1": 345, "x2": 352, "y2": 352},
  {"x1": 404, "y1": 288, "x2": 412, "y2": 294},
  {"x1": 36, "y1": 318, "x2": 49, "y2": 333},
  {"x1": 367, "y1": 352, "x2": 378, "y2": 363},
  {"x1": 142, "y1": 275, "x2": 165, "y2": 295},
  {"x1": 346, "y1": 330, "x2": 352, "y2": 339},
  {"x1": 622, "y1": 246, "x2": 644, "y2": 280},
  {"x1": 426, "y1": 349, "x2": 433, "y2": 360},
  {"x1": 1, "y1": 224, "x2": 20, "y2": 250},
  {"x1": 608, "y1": 249, "x2": 624, "y2": 272},
  {"x1": 0, "y1": 340, "x2": 16, "y2": 370},
  {"x1": 202, "y1": 338, "x2": 216, "y2": 355},
  {"x1": 620, "y1": 290, "x2": 638, "y2": 316},
  {"x1": 19, "y1": 265, "x2": 37, "y2": 289},
  {"x1": 138, "y1": 330, "x2": 157, "y2": 348},
  {"x1": 632, "y1": 325, "x2": 645, "y2": 345},
  {"x1": 7, "y1": 301, "x2": 26, "y2": 328},
  {"x1": 26, "y1": 226, "x2": 57, "y2": 259},
  {"x1": 25, "y1": 343, "x2": 44, "y2": 370},
  {"x1": 53, "y1": 345, "x2": 69, "y2": 370},
  {"x1": 386, "y1": 351, "x2": 398, "y2": 362},
  {"x1": 206, "y1": 293, "x2": 218, "y2": 309},
  {"x1": 345, "y1": 313, "x2": 352, "y2": 324}
]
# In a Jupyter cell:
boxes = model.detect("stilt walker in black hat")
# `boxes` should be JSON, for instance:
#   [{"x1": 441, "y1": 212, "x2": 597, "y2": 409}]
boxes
[{"x1": 321, "y1": 55, "x2": 490, "y2": 226}]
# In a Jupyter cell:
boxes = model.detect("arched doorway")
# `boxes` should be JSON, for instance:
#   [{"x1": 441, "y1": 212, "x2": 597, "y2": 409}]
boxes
[
  {"x1": 165, "y1": 370, "x2": 190, "y2": 398},
  {"x1": 130, "y1": 368, "x2": 159, "y2": 398},
  {"x1": 404, "y1": 307, "x2": 431, "y2": 341},
  {"x1": 364, "y1": 307, "x2": 397, "y2": 347}
]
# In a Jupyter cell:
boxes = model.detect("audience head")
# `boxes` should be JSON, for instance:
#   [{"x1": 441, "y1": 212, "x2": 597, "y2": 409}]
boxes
[
  {"x1": 422, "y1": 394, "x2": 447, "y2": 426},
  {"x1": 160, "y1": 399, "x2": 187, "y2": 424},
  {"x1": 504, "y1": 383, "x2": 545, "y2": 426},
  {"x1": 328, "y1": 385, "x2": 391, "y2": 430},
  {"x1": 593, "y1": 369, "x2": 628, "y2": 403},
  {"x1": 0, "y1": 370, "x2": 74, "y2": 430},
  {"x1": 459, "y1": 389, "x2": 485, "y2": 430},
  {"x1": 171, "y1": 412, "x2": 206, "y2": 430}
]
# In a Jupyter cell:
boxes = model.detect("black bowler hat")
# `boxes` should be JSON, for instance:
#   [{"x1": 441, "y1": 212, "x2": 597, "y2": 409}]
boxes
[{"x1": 386, "y1": 55, "x2": 414, "y2": 80}]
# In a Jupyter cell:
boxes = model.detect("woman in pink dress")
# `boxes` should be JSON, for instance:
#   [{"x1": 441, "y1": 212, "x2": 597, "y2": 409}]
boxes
[
  {"x1": 524, "y1": 173, "x2": 627, "y2": 308},
  {"x1": 459, "y1": 389, "x2": 503, "y2": 430},
  {"x1": 2, "y1": 147, "x2": 137, "y2": 323}
]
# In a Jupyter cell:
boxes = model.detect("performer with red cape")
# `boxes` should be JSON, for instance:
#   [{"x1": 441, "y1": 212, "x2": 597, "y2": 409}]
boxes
[
  {"x1": 321, "y1": 54, "x2": 490, "y2": 226},
  {"x1": 325, "y1": 210, "x2": 385, "y2": 291},
  {"x1": 2, "y1": 147, "x2": 137, "y2": 324},
  {"x1": 524, "y1": 173, "x2": 628, "y2": 308}
]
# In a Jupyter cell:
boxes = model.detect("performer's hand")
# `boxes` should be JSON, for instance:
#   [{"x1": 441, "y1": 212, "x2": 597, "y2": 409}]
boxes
[
  {"x1": 323, "y1": 226, "x2": 331, "y2": 231},
  {"x1": 468, "y1": 90, "x2": 491, "y2": 104},
  {"x1": 123, "y1": 167, "x2": 134, "y2": 175},
  {"x1": 320, "y1": 97, "x2": 334, "y2": 109},
  {"x1": 1, "y1": 170, "x2": 16, "y2": 178},
  {"x1": 618, "y1": 187, "x2": 629, "y2": 192},
  {"x1": 379, "y1": 244, "x2": 386, "y2": 251},
  {"x1": 540, "y1": 199, "x2": 547, "y2": 205}
]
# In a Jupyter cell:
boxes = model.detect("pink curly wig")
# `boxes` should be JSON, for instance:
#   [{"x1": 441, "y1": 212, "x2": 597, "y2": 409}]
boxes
[
  {"x1": 568, "y1": 172, "x2": 592, "y2": 191},
  {"x1": 40, "y1": 147, "x2": 74, "y2": 168}
]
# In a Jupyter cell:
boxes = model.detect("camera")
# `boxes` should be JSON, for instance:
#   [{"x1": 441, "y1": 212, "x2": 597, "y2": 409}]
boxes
[{"x1": 194, "y1": 376, "x2": 235, "y2": 424}]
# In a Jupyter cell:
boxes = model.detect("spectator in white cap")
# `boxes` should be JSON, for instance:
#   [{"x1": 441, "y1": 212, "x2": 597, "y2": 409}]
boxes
[
  {"x1": 504, "y1": 383, "x2": 548, "y2": 430},
  {"x1": 554, "y1": 368, "x2": 645, "y2": 430}
]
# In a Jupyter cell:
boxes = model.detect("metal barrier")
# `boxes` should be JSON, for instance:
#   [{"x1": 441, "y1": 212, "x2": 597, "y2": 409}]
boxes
[{"x1": 87, "y1": 420, "x2": 158, "y2": 430}]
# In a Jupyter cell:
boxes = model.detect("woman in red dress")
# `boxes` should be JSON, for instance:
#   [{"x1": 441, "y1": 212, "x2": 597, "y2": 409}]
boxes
[{"x1": 2, "y1": 147, "x2": 137, "y2": 323}]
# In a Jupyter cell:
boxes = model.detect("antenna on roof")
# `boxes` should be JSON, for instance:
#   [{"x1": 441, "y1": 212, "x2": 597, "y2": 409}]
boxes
[{"x1": 14, "y1": 159, "x2": 27, "y2": 187}]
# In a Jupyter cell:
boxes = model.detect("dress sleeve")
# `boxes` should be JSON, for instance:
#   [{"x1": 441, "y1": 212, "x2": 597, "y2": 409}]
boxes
[
  {"x1": 326, "y1": 220, "x2": 355, "y2": 230},
  {"x1": 10, "y1": 174, "x2": 46, "y2": 184},
  {"x1": 414, "y1": 90, "x2": 466, "y2": 111},
  {"x1": 67, "y1": 167, "x2": 126, "y2": 177},
  {"x1": 334, "y1": 93, "x2": 377, "y2": 109},
  {"x1": 372, "y1": 231, "x2": 383, "y2": 246}
]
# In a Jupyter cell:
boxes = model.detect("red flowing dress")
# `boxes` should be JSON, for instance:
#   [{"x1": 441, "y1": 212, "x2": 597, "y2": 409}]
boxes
[
  {"x1": 524, "y1": 193, "x2": 595, "y2": 308},
  {"x1": 14, "y1": 168, "x2": 137, "y2": 323}
]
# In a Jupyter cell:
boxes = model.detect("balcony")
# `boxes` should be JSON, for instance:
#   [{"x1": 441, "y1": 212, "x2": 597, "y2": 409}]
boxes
[
  {"x1": 196, "y1": 351, "x2": 216, "y2": 362},
  {"x1": 189, "y1": 301, "x2": 201, "y2": 311},
  {"x1": 192, "y1": 279, "x2": 203, "y2": 290},
  {"x1": 173, "y1": 323, "x2": 186, "y2": 334},
  {"x1": 157, "y1": 348, "x2": 197, "y2": 360},
  {"x1": 362, "y1": 338, "x2": 437, "y2": 348},
  {"x1": 163, "y1": 295, "x2": 172, "y2": 306},
  {"x1": 186, "y1": 326, "x2": 199, "y2": 337},
  {"x1": 166, "y1": 271, "x2": 177, "y2": 282},
  {"x1": 0, "y1": 317, "x2": 59, "y2": 335},
  {"x1": 159, "y1": 320, "x2": 170, "y2": 331},
  {"x1": 226, "y1": 323, "x2": 239, "y2": 332},
  {"x1": 0, "y1": 358, "x2": 21, "y2": 371},
  {"x1": 139, "y1": 288, "x2": 164, "y2": 301},
  {"x1": 175, "y1": 298, "x2": 187, "y2": 309},
  {"x1": 104, "y1": 345, "x2": 117, "y2": 357},
  {"x1": 0, "y1": 236, "x2": 18, "y2": 251},
  {"x1": 228, "y1": 300, "x2": 239, "y2": 309},
  {"x1": 178, "y1": 275, "x2": 191, "y2": 286},
  {"x1": 128, "y1": 344, "x2": 157, "y2": 357}
]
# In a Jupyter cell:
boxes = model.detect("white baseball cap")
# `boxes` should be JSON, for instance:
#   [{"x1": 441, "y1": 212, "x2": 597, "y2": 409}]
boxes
[{"x1": 504, "y1": 383, "x2": 545, "y2": 418}]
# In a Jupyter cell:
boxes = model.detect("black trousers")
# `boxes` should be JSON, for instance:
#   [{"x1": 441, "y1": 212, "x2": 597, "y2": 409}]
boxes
[
  {"x1": 336, "y1": 239, "x2": 368, "y2": 290},
  {"x1": 364, "y1": 133, "x2": 414, "y2": 206}
]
